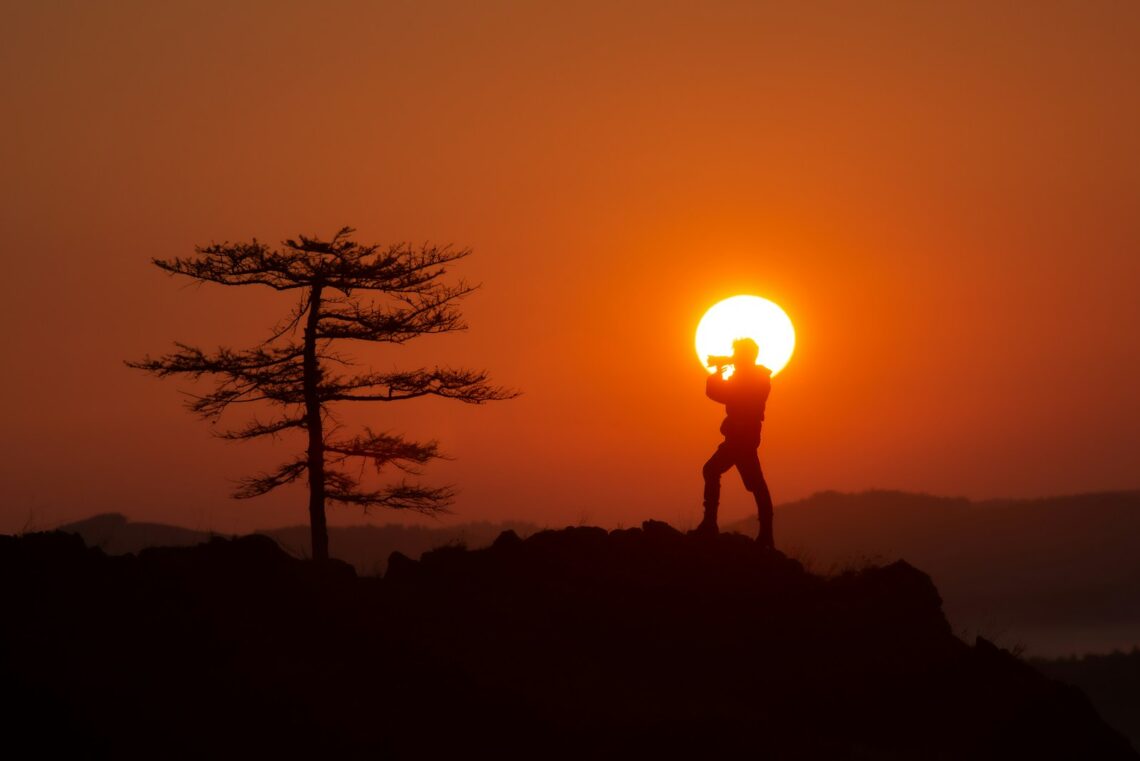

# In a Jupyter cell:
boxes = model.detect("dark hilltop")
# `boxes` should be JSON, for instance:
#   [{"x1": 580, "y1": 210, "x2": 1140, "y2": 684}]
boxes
[{"x1": 1, "y1": 522, "x2": 1134, "y2": 759}]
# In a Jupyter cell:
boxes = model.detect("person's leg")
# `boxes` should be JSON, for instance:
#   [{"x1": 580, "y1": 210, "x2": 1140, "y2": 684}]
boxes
[
  {"x1": 737, "y1": 448, "x2": 774, "y2": 547},
  {"x1": 700, "y1": 443, "x2": 735, "y2": 532}
]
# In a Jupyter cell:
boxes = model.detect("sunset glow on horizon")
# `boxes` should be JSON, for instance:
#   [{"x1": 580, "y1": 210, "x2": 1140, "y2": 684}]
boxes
[{"x1": 2, "y1": 3, "x2": 1139, "y2": 536}]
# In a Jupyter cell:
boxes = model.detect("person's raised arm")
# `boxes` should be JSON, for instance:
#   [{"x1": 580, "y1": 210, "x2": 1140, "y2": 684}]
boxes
[{"x1": 705, "y1": 370, "x2": 731, "y2": 402}]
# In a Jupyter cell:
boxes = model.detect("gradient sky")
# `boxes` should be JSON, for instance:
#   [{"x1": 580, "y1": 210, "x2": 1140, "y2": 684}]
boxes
[{"x1": 2, "y1": 1, "x2": 1138, "y2": 534}]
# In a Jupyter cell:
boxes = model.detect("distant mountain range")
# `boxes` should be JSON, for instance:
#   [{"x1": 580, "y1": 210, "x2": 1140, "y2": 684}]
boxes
[
  {"x1": 728, "y1": 489, "x2": 1140, "y2": 657},
  {"x1": 55, "y1": 489, "x2": 1140, "y2": 657}
]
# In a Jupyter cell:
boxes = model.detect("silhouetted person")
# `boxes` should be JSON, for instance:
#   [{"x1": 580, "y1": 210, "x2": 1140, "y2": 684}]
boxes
[{"x1": 698, "y1": 338, "x2": 775, "y2": 547}]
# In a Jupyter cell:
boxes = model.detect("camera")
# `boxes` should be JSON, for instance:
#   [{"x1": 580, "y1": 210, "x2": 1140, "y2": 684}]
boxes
[{"x1": 707, "y1": 355, "x2": 733, "y2": 369}]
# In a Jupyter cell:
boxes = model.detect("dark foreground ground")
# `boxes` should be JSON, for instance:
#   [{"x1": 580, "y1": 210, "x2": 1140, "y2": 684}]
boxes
[{"x1": 1, "y1": 524, "x2": 1135, "y2": 760}]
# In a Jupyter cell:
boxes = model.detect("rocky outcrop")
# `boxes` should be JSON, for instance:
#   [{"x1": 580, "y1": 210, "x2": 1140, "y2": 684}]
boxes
[{"x1": 0, "y1": 524, "x2": 1133, "y2": 759}]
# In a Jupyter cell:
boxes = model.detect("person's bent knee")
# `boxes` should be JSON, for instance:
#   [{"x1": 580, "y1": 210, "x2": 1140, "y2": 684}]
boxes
[{"x1": 739, "y1": 467, "x2": 763, "y2": 491}]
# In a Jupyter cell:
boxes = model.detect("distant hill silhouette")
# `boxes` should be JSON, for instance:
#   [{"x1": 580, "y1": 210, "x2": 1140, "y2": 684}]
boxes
[
  {"x1": 728, "y1": 489, "x2": 1140, "y2": 656},
  {"x1": 1, "y1": 525, "x2": 1134, "y2": 759},
  {"x1": 57, "y1": 513, "x2": 539, "y2": 575},
  {"x1": 57, "y1": 513, "x2": 217, "y2": 553}
]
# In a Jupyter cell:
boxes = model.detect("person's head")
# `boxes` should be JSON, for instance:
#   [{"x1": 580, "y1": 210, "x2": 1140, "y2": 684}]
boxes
[{"x1": 732, "y1": 337, "x2": 759, "y2": 365}]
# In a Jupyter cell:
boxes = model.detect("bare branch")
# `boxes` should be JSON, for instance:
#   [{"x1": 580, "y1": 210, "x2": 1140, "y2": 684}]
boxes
[
  {"x1": 319, "y1": 242, "x2": 474, "y2": 294},
  {"x1": 324, "y1": 429, "x2": 444, "y2": 474},
  {"x1": 233, "y1": 457, "x2": 308, "y2": 499},
  {"x1": 264, "y1": 291, "x2": 312, "y2": 343},
  {"x1": 326, "y1": 367, "x2": 519, "y2": 404},
  {"x1": 316, "y1": 282, "x2": 475, "y2": 343},
  {"x1": 127, "y1": 342, "x2": 306, "y2": 419},
  {"x1": 151, "y1": 230, "x2": 475, "y2": 296},
  {"x1": 126, "y1": 342, "x2": 304, "y2": 378},
  {"x1": 154, "y1": 240, "x2": 311, "y2": 290},
  {"x1": 214, "y1": 415, "x2": 307, "y2": 441},
  {"x1": 324, "y1": 471, "x2": 455, "y2": 513}
]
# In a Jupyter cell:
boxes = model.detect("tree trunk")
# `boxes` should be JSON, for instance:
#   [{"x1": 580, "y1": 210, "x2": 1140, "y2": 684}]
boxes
[{"x1": 303, "y1": 282, "x2": 328, "y2": 562}]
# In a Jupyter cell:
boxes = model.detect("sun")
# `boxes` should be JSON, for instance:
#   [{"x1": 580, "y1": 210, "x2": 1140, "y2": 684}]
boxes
[{"x1": 695, "y1": 295, "x2": 796, "y2": 376}]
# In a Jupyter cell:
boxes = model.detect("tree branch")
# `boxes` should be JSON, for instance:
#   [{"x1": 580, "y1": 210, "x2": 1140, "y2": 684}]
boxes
[
  {"x1": 316, "y1": 282, "x2": 475, "y2": 343},
  {"x1": 214, "y1": 415, "x2": 307, "y2": 441},
  {"x1": 233, "y1": 457, "x2": 308, "y2": 499},
  {"x1": 324, "y1": 429, "x2": 444, "y2": 474},
  {"x1": 324, "y1": 368, "x2": 519, "y2": 404},
  {"x1": 155, "y1": 240, "x2": 310, "y2": 290},
  {"x1": 127, "y1": 343, "x2": 306, "y2": 418},
  {"x1": 324, "y1": 470, "x2": 455, "y2": 513}
]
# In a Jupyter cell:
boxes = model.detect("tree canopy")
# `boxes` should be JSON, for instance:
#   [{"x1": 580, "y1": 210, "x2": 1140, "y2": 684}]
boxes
[{"x1": 128, "y1": 227, "x2": 516, "y2": 560}]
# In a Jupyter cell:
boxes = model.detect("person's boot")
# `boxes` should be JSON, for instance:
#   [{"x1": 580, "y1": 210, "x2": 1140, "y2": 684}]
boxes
[
  {"x1": 694, "y1": 516, "x2": 719, "y2": 536},
  {"x1": 754, "y1": 490, "x2": 774, "y2": 549},
  {"x1": 693, "y1": 503, "x2": 719, "y2": 536}
]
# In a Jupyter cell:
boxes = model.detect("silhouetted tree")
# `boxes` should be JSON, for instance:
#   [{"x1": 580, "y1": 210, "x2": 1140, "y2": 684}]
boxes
[{"x1": 128, "y1": 227, "x2": 515, "y2": 561}]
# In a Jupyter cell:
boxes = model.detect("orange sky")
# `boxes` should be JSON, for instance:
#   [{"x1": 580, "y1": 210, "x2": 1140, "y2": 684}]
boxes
[{"x1": 2, "y1": 1, "x2": 1138, "y2": 534}]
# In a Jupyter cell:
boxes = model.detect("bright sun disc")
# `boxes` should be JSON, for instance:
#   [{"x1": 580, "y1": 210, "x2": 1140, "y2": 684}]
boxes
[{"x1": 695, "y1": 295, "x2": 796, "y2": 376}]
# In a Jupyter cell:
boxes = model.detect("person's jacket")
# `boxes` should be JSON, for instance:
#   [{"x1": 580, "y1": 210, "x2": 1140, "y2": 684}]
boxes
[{"x1": 706, "y1": 364, "x2": 772, "y2": 446}]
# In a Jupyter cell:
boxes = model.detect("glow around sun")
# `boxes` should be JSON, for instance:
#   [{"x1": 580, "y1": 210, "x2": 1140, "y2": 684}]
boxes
[{"x1": 695, "y1": 295, "x2": 796, "y2": 376}]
